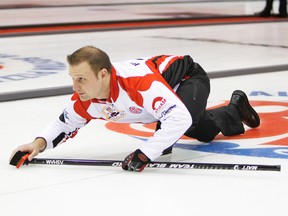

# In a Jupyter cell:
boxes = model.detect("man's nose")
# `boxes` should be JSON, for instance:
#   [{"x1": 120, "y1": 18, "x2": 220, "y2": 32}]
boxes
[{"x1": 72, "y1": 80, "x2": 80, "y2": 92}]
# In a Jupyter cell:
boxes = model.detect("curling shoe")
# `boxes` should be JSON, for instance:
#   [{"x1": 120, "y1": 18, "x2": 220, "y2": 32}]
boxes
[
  {"x1": 255, "y1": 10, "x2": 271, "y2": 17},
  {"x1": 278, "y1": 13, "x2": 287, "y2": 18},
  {"x1": 229, "y1": 90, "x2": 260, "y2": 128}
]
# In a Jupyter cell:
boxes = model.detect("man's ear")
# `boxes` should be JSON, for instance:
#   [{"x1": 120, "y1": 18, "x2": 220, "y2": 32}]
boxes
[{"x1": 99, "y1": 68, "x2": 109, "y2": 79}]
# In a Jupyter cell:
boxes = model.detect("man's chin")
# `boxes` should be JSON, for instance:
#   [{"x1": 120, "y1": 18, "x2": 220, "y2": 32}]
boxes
[{"x1": 78, "y1": 94, "x2": 90, "y2": 101}]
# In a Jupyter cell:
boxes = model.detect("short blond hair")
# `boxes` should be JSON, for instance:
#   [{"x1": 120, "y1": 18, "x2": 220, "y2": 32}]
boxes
[{"x1": 67, "y1": 46, "x2": 112, "y2": 75}]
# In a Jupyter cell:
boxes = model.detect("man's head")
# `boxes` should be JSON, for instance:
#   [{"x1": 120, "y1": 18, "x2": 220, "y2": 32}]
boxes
[
  {"x1": 67, "y1": 45, "x2": 112, "y2": 75},
  {"x1": 67, "y1": 46, "x2": 112, "y2": 101}
]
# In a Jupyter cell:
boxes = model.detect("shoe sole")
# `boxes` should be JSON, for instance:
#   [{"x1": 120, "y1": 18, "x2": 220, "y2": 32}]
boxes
[{"x1": 233, "y1": 90, "x2": 260, "y2": 128}]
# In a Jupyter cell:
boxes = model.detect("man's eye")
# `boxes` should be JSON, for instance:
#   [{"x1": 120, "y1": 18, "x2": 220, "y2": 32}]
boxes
[{"x1": 78, "y1": 77, "x2": 85, "y2": 82}]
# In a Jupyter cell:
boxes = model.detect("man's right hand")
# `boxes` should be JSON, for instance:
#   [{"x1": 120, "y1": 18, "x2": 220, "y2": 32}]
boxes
[{"x1": 9, "y1": 137, "x2": 47, "y2": 162}]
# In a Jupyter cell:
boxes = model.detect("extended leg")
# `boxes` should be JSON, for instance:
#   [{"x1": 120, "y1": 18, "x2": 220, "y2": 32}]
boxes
[
  {"x1": 185, "y1": 90, "x2": 260, "y2": 142},
  {"x1": 185, "y1": 104, "x2": 244, "y2": 142}
]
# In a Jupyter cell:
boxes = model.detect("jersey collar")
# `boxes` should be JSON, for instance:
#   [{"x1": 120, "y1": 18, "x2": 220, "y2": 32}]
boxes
[{"x1": 106, "y1": 66, "x2": 119, "y2": 103}]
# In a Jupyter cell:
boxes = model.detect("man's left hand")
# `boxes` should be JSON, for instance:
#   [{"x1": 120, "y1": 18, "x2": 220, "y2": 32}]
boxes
[{"x1": 122, "y1": 149, "x2": 151, "y2": 172}]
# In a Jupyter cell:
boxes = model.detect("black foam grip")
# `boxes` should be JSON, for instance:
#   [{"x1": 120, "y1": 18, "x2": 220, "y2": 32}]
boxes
[{"x1": 9, "y1": 150, "x2": 29, "y2": 166}]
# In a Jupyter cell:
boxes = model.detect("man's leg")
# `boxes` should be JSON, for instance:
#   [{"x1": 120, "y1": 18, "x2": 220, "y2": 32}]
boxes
[
  {"x1": 160, "y1": 66, "x2": 211, "y2": 154},
  {"x1": 186, "y1": 104, "x2": 244, "y2": 142},
  {"x1": 279, "y1": 0, "x2": 287, "y2": 17},
  {"x1": 256, "y1": 0, "x2": 274, "y2": 17},
  {"x1": 186, "y1": 90, "x2": 260, "y2": 142}
]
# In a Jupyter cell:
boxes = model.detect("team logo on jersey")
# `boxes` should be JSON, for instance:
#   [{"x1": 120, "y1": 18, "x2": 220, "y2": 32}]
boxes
[
  {"x1": 105, "y1": 92, "x2": 288, "y2": 159},
  {"x1": 102, "y1": 104, "x2": 126, "y2": 121},
  {"x1": 152, "y1": 97, "x2": 166, "y2": 113},
  {"x1": 129, "y1": 106, "x2": 143, "y2": 114},
  {"x1": 0, "y1": 53, "x2": 66, "y2": 83},
  {"x1": 159, "y1": 104, "x2": 176, "y2": 119}
]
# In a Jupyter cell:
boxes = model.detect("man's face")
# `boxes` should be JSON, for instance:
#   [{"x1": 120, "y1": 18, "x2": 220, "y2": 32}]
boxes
[{"x1": 69, "y1": 61, "x2": 110, "y2": 101}]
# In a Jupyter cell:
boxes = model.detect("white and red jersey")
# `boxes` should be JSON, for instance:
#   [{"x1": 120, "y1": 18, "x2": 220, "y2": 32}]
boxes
[{"x1": 39, "y1": 55, "x2": 193, "y2": 160}]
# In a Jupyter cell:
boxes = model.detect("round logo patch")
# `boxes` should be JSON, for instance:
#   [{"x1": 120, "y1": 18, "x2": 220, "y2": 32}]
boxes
[{"x1": 129, "y1": 106, "x2": 143, "y2": 114}]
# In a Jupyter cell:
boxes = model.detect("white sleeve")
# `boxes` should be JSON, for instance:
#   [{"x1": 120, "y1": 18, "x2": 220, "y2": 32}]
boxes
[
  {"x1": 37, "y1": 100, "x2": 88, "y2": 150},
  {"x1": 139, "y1": 81, "x2": 192, "y2": 160}
]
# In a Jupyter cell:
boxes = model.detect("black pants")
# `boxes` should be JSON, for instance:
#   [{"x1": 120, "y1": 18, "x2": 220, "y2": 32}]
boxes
[
  {"x1": 263, "y1": 0, "x2": 287, "y2": 14},
  {"x1": 157, "y1": 63, "x2": 245, "y2": 143}
]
